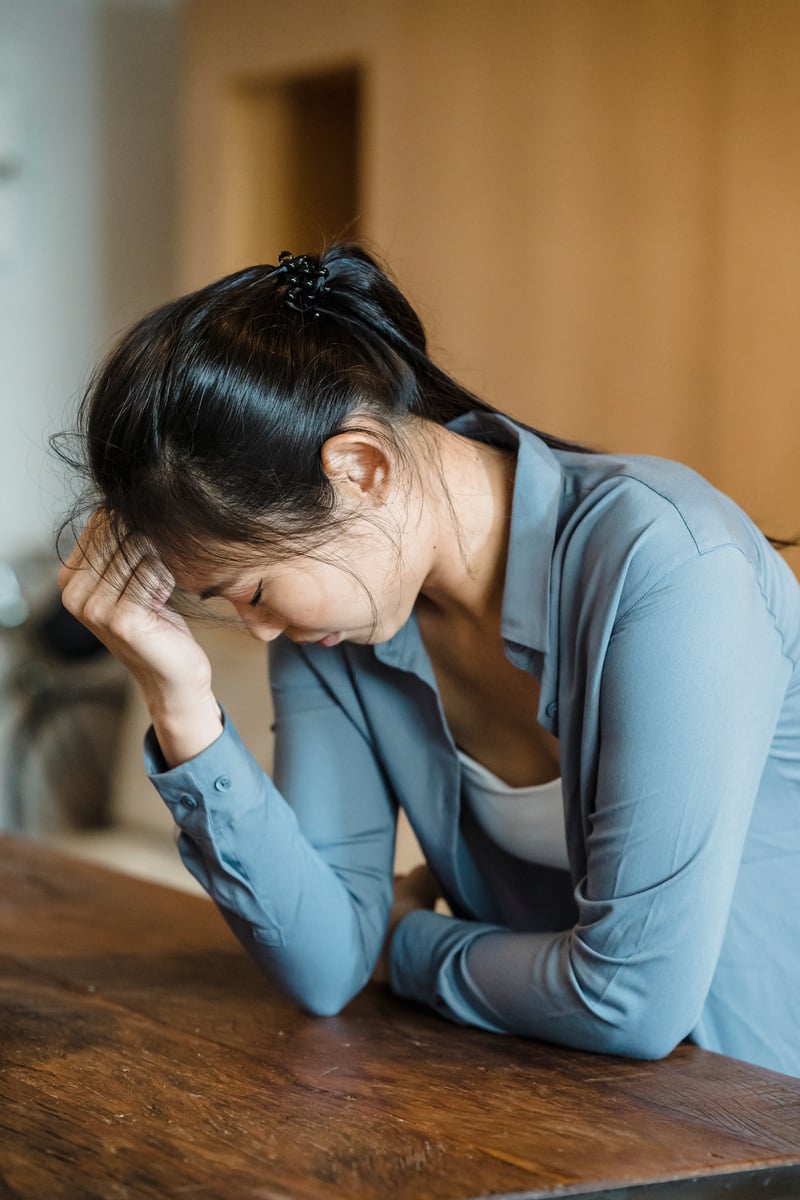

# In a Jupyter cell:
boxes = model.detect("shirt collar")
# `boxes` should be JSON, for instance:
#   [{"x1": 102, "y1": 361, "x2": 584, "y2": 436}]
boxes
[{"x1": 375, "y1": 410, "x2": 563, "y2": 673}]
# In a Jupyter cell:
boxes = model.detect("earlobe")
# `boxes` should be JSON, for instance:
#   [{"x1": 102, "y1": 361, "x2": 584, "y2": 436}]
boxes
[{"x1": 320, "y1": 432, "x2": 391, "y2": 504}]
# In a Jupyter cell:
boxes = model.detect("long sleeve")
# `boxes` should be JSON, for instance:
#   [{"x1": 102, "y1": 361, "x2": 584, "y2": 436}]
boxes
[
  {"x1": 390, "y1": 546, "x2": 794, "y2": 1058},
  {"x1": 145, "y1": 636, "x2": 397, "y2": 1015}
]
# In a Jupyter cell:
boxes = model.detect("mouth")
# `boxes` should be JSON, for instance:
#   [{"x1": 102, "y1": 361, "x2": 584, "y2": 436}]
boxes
[
  {"x1": 314, "y1": 632, "x2": 342, "y2": 647},
  {"x1": 291, "y1": 631, "x2": 343, "y2": 647}
]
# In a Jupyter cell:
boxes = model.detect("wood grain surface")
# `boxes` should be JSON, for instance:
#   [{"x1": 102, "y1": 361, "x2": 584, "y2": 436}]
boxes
[{"x1": 1, "y1": 835, "x2": 798, "y2": 1200}]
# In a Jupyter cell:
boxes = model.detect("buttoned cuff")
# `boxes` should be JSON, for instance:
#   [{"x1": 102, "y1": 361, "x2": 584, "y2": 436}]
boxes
[
  {"x1": 389, "y1": 908, "x2": 506, "y2": 1030},
  {"x1": 143, "y1": 710, "x2": 266, "y2": 839}
]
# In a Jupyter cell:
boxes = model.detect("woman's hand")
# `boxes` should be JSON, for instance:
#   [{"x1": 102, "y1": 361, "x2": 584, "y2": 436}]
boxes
[
  {"x1": 58, "y1": 513, "x2": 222, "y2": 766},
  {"x1": 373, "y1": 864, "x2": 441, "y2": 985}
]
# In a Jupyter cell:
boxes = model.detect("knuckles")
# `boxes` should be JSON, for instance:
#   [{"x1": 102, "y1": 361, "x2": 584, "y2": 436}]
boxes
[
  {"x1": 105, "y1": 609, "x2": 139, "y2": 640},
  {"x1": 56, "y1": 520, "x2": 170, "y2": 654},
  {"x1": 79, "y1": 594, "x2": 112, "y2": 631}
]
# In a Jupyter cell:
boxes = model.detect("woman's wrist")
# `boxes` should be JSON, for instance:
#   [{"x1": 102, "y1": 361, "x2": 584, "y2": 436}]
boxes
[{"x1": 143, "y1": 685, "x2": 223, "y2": 768}]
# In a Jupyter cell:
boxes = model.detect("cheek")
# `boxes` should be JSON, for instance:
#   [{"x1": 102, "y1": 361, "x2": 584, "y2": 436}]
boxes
[
  {"x1": 273, "y1": 555, "x2": 395, "y2": 626},
  {"x1": 274, "y1": 574, "x2": 354, "y2": 621}
]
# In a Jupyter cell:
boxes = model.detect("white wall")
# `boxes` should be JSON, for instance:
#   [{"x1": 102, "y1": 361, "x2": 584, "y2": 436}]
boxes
[
  {"x1": 0, "y1": 0, "x2": 180, "y2": 831},
  {"x1": 0, "y1": 0, "x2": 180, "y2": 563}
]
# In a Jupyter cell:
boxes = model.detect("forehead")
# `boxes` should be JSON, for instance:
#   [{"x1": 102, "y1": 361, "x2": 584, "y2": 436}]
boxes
[
  {"x1": 171, "y1": 549, "x2": 318, "y2": 600},
  {"x1": 165, "y1": 521, "x2": 371, "y2": 599},
  {"x1": 167, "y1": 547, "x2": 260, "y2": 598}
]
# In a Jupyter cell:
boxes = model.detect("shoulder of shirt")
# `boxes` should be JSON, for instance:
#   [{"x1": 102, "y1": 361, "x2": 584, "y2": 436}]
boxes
[
  {"x1": 550, "y1": 447, "x2": 765, "y2": 614},
  {"x1": 555, "y1": 446, "x2": 756, "y2": 552}
]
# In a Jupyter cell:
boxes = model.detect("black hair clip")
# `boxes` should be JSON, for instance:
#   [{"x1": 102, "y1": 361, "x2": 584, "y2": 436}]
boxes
[{"x1": 275, "y1": 251, "x2": 330, "y2": 318}]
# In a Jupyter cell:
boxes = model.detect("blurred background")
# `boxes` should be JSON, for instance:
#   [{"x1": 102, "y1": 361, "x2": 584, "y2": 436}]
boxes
[{"x1": 1, "y1": 0, "x2": 799, "y2": 888}]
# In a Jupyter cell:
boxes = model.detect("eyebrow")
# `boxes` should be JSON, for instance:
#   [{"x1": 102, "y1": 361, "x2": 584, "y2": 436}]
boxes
[
  {"x1": 198, "y1": 578, "x2": 263, "y2": 606},
  {"x1": 198, "y1": 579, "x2": 236, "y2": 601}
]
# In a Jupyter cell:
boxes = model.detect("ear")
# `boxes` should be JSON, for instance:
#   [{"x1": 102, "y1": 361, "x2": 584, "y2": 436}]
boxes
[{"x1": 320, "y1": 431, "x2": 392, "y2": 506}]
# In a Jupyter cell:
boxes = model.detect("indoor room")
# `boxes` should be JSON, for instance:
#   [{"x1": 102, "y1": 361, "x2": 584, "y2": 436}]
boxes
[{"x1": 2, "y1": 2, "x2": 799, "y2": 1196}]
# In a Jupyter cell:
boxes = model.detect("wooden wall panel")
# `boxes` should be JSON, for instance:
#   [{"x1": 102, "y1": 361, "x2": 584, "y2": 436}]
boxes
[
  {"x1": 178, "y1": 0, "x2": 800, "y2": 550},
  {"x1": 709, "y1": 0, "x2": 800, "y2": 541},
  {"x1": 370, "y1": 0, "x2": 723, "y2": 466}
]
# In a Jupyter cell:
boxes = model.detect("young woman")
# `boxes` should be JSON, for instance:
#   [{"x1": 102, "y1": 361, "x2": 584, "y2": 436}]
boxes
[{"x1": 58, "y1": 245, "x2": 800, "y2": 1077}]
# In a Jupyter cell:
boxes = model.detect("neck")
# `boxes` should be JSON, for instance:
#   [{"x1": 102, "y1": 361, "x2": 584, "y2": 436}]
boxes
[{"x1": 417, "y1": 424, "x2": 515, "y2": 625}]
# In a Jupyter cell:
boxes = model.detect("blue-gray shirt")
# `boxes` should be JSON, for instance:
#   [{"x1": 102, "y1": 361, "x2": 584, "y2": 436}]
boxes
[{"x1": 147, "y1": 412, "x2": 800, "y2": 1076}]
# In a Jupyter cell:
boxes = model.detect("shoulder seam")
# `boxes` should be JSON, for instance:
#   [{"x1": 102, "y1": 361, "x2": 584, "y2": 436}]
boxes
[
  {"x1": 613, "y1": 471, "x2": 704, "y2": 555},
  {"x1": 617, "y1": 543, "x2": 798, "y2": 672}
]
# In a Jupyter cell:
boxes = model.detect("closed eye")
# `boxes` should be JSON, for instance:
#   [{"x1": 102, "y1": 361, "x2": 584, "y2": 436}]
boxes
[{"x1": 248, "y1": 580, "x2": 263, "y2": 608}]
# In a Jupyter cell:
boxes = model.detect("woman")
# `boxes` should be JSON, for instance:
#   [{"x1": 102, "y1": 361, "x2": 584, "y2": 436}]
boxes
[{"x1": 59, "y1": 245, "x2": 800, "y2": 1076}]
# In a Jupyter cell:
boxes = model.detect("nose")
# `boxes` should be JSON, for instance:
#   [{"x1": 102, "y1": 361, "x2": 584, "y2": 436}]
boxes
[{"x1": 233, "y1": 603, "x2": 286, "y2": 643}]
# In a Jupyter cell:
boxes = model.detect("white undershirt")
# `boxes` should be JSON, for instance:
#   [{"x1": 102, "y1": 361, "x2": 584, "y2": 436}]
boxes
[{"x1": 457, "y1": 748, "x2": 569, "y2": 870}]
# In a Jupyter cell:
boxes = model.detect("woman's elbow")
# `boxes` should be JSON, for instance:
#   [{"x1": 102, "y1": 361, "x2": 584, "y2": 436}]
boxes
[
  {"x1": 284, "y1": 962, "x2": 371, "y2": 1018},
  {"x1": 298, "y1": 988, "x2": 353, "y2": 1018},
  {"x1": 248, "y1": 930, "x2": 375, "y2": 1018},
  {"x1": 601, "y1": 1023, "x2": 685, "y2": 1061},
  {"x1": 569, "y1": 954, "x2": 702, "y2": 1062},
  {"x1": 584, "y1": 995, "x2": 696, "y2": 1061}
]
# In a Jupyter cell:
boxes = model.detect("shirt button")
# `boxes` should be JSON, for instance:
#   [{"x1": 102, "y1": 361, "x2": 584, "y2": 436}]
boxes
[
  {"x1": 214, "y1": 775, "x2": 232, "y2": 792},
  {"x1": 180, "y1": 794, "x2": 198, "y2": 809},
  {"x1": 545, "y1": 701, "x2": 558, "y2": 718}
]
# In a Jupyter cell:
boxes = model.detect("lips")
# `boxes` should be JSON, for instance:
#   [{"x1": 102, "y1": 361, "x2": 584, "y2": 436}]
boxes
[
  {"x1": 315, "y1": 632, "x2": 342, "y2": 647},
  {"x1": 290, "y1": 631, "x2": 344, "y2": 647}
]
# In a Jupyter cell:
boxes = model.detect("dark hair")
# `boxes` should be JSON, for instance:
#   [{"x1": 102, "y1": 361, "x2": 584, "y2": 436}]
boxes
[{"x1": 58, "y1": 242, "x2": 586, "y2": 576}]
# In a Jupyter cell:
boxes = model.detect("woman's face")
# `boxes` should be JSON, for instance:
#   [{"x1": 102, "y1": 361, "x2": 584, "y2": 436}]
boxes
[
  {"x1": 181, "y1": 515, "x2": 427, "y2": 648},
  {"x1": 176, "y1": 423, "x2": 436, "y2": 646}
]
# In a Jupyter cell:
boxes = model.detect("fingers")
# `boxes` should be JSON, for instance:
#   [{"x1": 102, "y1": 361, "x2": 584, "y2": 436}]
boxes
[
  {"x1": 56, "y1": 516, "x2": 214, "y2": 725},
  {"x1": 58, "y1": 512, "x2": 135, "y2": 605},
  {"x1": 60, "y1": 534, "x2": 140, "y2": 618},
  {"x1": 58, "y1": 514, "x2": 172, "y2": 637},
  {"x1": 394, "y1": 863, "x2": 440, "y2": 909},
  {"x1": 373, "y1": 864, "x2": 441, "y2": 985},
  {"x1": 58, "y1": 511, "x2": 111, "y2": 587}
]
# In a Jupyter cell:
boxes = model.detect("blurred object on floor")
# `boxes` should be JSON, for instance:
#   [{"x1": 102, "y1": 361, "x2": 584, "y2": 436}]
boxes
[
  {"x1": 0, "y1": 554, "x2": 127, "y2": 835},
  {"x1": 0, "y1": 562, "x2": 29, "y2": 628}
]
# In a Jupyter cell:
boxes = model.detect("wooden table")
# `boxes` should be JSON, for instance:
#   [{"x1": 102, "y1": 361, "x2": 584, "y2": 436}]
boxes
[{"x1": 1, "y1": 835, "x2": 799, "y2": 1200}]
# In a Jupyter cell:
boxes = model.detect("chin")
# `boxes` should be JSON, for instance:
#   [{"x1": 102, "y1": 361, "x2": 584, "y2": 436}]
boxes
[{"x1": 365, "y1": 613, "x2": 410, "y2": 645}]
